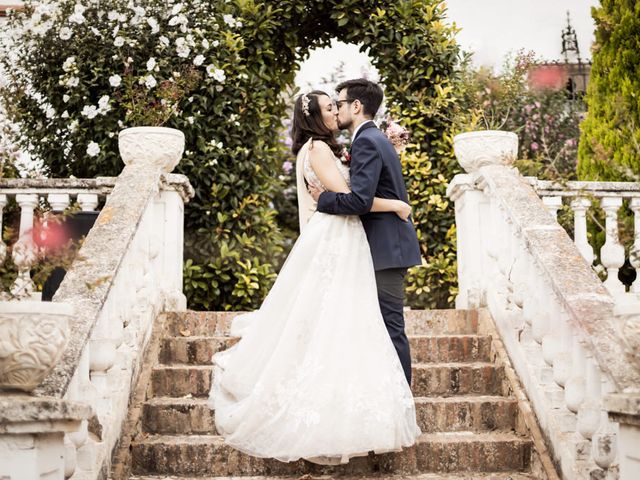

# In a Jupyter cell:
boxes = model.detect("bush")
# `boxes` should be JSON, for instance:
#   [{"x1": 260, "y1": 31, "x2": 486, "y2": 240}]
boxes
[
  {"x1": 1, "y1": 0, "x2": 462, "y2": 310},
  {"x1": 577, "y1": 0, "x2": 640, "y2": 181}
]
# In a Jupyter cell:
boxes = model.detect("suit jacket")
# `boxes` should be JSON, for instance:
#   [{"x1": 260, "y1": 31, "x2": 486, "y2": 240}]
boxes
[{"x1": 316, "y1": 122, "x2": 422, "y2": 271}]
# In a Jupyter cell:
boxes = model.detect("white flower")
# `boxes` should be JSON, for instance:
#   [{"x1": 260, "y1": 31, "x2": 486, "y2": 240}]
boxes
[
  {"x1": 175, "y1": 38, "x2": 190, "y2": 58},
  {"x1": 132, "y1": 6, "x2": 145, "y2": 17},
  {"x1": 169, "y1": 14, "x2": 187, "y2": 27},
  {"x1": 45, "y1": 106, "x2": 55, "y2": 119},
  {"x1": 107, "y1": 10, "x2": 120, "y2": 21},
  {"x1": 186, "y1": 116, "x2": 194, "y2": 124},
  {"x1": 223, "y1": 14, "x2": 235, "y2": 27},
  {"x1": 114, "y1": 36, "x2": 125, "y2": 47},
  {"x1": 144, "y1": 75, "x2": 157, "y2": 89},
  {"x1": 87, "y1": 141, "x2": 100, "y2": 157},
  {"x1": 61, "y1": 110, "x2": 69, "y2": 119},
  {"x1": 146, "y1": 57, "x2": 156, "y2": 71},
  {"x1": 62, "y1": 56, "x2": 76, "y2": 73},
  {"x1": 171, "y1": 4, "x2": 183, "y2": 15},
  {"x1": 69, "y1": 13, "x2": 85, "y2": 24},
  {"x1": 207, "y1": 66, "x2": 226, "y2": 83},
  {"x1": 69, "y1": 120, "x2": 79, "y2": 132},
  {"x1": 98, "y1": 95, "x2": 111, "y2": 113},
  {"x1": 159, "y1": 36, "x2": 170, "y2": 47},
  {"x1": 212, "y1": 40, "x2": 220, "y2": 48},
  {"x1": 202, "y1": 39, "x2": 210, "y2": 49},
  {"x1": 81, "y1": 105, "x2": 98, "y2": 119},
  {"x1": 147, "y1": 17, "x2": 159, "y2": 34},
  {"x1": 109, "y1": 74, "x2": 122, "y2": 87},
  {"x1": 90, "y1": 27, "x2": 101, "y2": 36},
  {"x1": 67, "y1": 76, "x2": 80, "y2": 87},
  {"x1": 63, "y1": 94, "x2": 70, "y2": 103},
  {"x1": 59, "y1": 27, "x2": 73, "y2": 40},
  {"x1": 193, "y1": 55, "x2": 205, "y2": 66}
]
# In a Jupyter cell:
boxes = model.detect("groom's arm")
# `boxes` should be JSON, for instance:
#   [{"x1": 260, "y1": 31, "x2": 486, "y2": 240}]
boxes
[{"x1": 316, "y1": 137, "x2": 382, "y2": 215}]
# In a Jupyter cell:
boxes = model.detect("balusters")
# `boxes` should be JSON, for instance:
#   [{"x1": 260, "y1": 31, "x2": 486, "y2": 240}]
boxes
[
  {"x1": 77, "y1": 193, "x2": 98, "y2": 212},
  {"x1": 629, "y1": 197, "x2": 640, "y2": 294},
  {"x1": 542, "y1": 195, "x2": 562, "y2": 218},
  {"x1": 600, "y1": 196, "x2": 626, "y2": 295},
  {"x1": 0, "y1": 194, "x2": 7, "y2": 264},
  {"x1": 11, "y1": 193, "x2": 39, "y2": 297},
  {"x1": 47, "y1": 193, "x2": 70, "y2": 211},
  {"x1": 570, "y1": 197, "x2": 595, "y2": 265}
]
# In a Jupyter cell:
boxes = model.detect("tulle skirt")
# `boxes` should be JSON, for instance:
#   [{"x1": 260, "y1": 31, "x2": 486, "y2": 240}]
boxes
[{"x1": 208, "y1": 212, "x2": 420, "y2": 464}]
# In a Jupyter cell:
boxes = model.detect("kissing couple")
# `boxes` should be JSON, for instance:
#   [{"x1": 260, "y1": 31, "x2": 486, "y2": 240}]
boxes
[{"x1": 209, "y1": 78, "x2": 423, "y2": 464}]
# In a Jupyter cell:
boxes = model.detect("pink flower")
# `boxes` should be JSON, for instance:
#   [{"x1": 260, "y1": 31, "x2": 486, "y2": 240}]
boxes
[
  {"x1": 530, "y1": 142, "x2": 539, "y2": 151},
  {"x1": 282, "y1": 161, "x2": 293, "y2": 174}
]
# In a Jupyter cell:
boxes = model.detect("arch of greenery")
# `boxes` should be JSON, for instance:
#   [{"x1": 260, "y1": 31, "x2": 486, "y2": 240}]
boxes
[{"x1": 1, "y1": 0, "x2": 461, "y2": 310}]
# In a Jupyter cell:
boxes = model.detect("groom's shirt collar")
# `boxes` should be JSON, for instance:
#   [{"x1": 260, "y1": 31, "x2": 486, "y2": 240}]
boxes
[{"x1": 352, "y1": 120, "x2": 375, "y2": 141}]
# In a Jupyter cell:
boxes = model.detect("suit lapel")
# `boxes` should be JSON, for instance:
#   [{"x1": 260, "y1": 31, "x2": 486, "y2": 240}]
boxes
[{"x1": 353, "y1": 121, "x2": 377, "y2": 142}]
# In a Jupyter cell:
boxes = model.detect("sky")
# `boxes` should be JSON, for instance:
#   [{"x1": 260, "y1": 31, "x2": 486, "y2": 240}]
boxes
[{"x1": 295, "y1": 0, "x2": 599, "y2": 89}]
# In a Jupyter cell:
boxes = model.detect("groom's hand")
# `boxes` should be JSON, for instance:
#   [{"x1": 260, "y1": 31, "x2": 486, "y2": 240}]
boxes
[{"x1": 308, "y1": 184, "x2": 323, "y2": 202}]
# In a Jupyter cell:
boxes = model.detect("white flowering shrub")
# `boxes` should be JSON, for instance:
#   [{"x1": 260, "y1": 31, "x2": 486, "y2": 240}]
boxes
[{"x1": 1, "y1": 0, "x2": 286, "y2": 309}]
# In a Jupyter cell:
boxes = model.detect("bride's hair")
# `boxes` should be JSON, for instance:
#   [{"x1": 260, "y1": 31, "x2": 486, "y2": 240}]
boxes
[{"x1": 291, "y1": 90, "x2": 342, "y2": 158}]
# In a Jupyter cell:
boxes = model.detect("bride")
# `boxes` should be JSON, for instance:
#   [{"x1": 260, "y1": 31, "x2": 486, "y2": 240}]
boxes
[{"x1": 208, "y1": 90, "x2": 421, "y2": 464}]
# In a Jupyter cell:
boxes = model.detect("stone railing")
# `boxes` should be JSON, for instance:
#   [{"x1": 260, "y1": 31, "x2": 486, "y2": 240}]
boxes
[
  {"x1": 531, "y1": 179, "x2": 640, "y2": 304},
  {"x1": 0, "y1": 144, "x2": 194, "y2": 478},
  {"x1": 0, "y1": 178, "x2": 114, "y2": 299},
  {"x1": 448, "y1": 152, "x2": 640, "y2": 478}
]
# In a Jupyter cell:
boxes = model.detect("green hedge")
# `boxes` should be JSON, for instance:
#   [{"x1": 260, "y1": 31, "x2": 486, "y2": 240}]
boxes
[{"x1": 577, "y1": 0, "x2": 640, "y2": 181}]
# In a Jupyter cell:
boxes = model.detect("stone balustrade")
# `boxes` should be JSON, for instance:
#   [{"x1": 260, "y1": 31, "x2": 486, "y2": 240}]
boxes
[
  {"x1": 0, "y1": 178, "x2": 115, "y2": 299},
  {"x1": 532, "y1": 179, "x2": 640, "y2": 303},
  {"x1": 448, "y1": 160, "x2": 640, "y2": 479},
  {"x1": 0, "y1": 140, "x2": 194, "y2": 479}
]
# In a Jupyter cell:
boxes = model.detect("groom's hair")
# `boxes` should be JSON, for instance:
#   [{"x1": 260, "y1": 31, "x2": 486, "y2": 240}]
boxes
[{"x1": 336, "y1": 79, "x2": 383, "y2": 118}]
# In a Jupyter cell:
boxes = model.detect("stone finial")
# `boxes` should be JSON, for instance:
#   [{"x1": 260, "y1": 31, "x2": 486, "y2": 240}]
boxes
[
  {"x1": 453, "y1": 130, "x2": 518, "y2": 173},
  {"x1": 118, "y1": 127, "x2": 185, "y2": 173}
]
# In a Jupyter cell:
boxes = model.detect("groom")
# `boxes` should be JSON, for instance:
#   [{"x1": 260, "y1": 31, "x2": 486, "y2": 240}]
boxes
[{"x1": 309, "y1": 78, "x2": 421, "y2": 385}]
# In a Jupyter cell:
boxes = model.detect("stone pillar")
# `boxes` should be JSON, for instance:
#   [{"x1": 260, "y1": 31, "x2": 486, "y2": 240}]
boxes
[
  {"x1": 158, "y1": 189, "x2": 187, "y2": 310},
  {"x1": 604, "y1": 394, "x2": 640, "y2": 479},
  {"x1": 446, "y1": 174, "x2": 487, "y2": 308},
  {"x1": 0, "y1": 395, "x2": 91, "y2": 480}
]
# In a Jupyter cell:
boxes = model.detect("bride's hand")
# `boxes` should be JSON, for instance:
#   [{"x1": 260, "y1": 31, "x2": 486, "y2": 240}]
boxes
[{"x1": 395, "y1": 200, "x2": 412, "y2": 222}]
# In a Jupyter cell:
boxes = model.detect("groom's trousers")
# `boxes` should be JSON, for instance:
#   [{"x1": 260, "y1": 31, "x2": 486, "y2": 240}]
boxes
[{"x1": 375, "y1": 267, "x2": 411, "y2": 385}]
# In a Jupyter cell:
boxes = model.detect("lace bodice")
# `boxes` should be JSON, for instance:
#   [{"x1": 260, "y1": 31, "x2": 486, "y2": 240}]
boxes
[{"x1": 303, "y1": 144, "x2": 350, "y2": 190}]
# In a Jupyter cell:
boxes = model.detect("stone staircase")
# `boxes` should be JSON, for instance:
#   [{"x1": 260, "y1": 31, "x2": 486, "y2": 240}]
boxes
[{"x1": 122, "y1": 309, "x2": 549, "y2": 479}]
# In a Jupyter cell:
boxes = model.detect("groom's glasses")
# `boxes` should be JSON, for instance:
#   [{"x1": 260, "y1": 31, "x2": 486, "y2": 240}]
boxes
[{"x1": 336, "y1": 99, "x2": 354, "y2": 109}]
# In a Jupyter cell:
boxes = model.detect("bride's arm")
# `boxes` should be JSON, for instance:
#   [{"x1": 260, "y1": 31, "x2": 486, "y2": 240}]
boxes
[{"x1": 309, "y1": 142, "x2": 412, "y2": 221}]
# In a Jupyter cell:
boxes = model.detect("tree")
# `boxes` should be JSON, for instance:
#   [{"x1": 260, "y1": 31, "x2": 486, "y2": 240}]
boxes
[{"x1": 577, "y1": 0, "x2": 640, "y2": 181}]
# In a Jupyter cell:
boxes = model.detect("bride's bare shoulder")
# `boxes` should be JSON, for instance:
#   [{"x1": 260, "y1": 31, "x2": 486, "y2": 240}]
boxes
[{"x1": 308, "y1": 139, "x2": 333, "y2": 156}]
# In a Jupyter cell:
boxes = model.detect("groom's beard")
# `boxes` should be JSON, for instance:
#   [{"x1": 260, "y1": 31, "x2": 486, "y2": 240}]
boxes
[{"x1": 337, "y1": 118, "x2": 352, "y2": 130}]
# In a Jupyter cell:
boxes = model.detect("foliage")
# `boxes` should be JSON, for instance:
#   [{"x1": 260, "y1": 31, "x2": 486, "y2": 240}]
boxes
[
  {"x1": 1, "y1": 0, "x2": 462, "y2": 310},
  {"x1": 455, "y1": 52, "x2": 584, "y2": 181},
  {"x1": 577, "y1": 0, "x2": 640, "y2": 181},
  {"x1": 119, "y1": 64, "x2": 202, "y2": 126}
]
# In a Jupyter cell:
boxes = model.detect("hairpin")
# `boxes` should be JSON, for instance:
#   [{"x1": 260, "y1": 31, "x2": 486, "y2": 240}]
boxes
[{"x1": 301, "y1": 94, "x2": 310, "y2": 116}]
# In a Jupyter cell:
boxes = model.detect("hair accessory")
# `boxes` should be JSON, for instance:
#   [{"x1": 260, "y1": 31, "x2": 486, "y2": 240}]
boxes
[{"x1": 301, "y1": 94, "x2": 311, "y2": 116}]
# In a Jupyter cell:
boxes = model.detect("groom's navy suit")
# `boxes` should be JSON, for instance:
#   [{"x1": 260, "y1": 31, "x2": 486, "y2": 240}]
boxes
[{"x1": 317, "y1": 121, "x2": 421, "y2": 384}]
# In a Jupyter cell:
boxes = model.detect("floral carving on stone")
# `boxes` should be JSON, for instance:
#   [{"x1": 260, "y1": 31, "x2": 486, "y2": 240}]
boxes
[
  {"x1": 0, "y1": 301, "x2": 72, "y2": 392},
  {"x1": 453, "y1": 130, "x2": 519, "y2": 173},
  {"x1": 118, "y1": 127, "x2": 185, "y2": 173}
]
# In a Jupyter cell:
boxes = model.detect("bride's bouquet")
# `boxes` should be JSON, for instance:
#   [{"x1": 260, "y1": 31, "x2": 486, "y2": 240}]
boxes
[{"x1": 381, "y1": 118, "x2": 410, "y2": 152}]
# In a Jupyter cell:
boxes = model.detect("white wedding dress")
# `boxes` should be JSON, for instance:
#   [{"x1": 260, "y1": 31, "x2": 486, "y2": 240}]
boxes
[{"x1": 208, "y1": 138, "x2": 420, "y2": 464}]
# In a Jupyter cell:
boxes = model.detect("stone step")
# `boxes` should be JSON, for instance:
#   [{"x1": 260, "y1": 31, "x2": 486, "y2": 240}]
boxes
[
  {"x1": 163, "y1": 309, "x2": 479, "y2": 338},
  {"x1": 131, "y1": 432, "x2": 531, "y2": 476},
  {"x1": 131, "y1": 474, "x2": 538, "y2": 480},
  {"x1": 142, "y1": 396, "x2": 518, "y2": 435},
  {"x1": 158, "y1": 335, "x2": 493, "y2": 366},
  {"x1": 150, "y1": 363, "x2": 505, "y2": 398}
]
